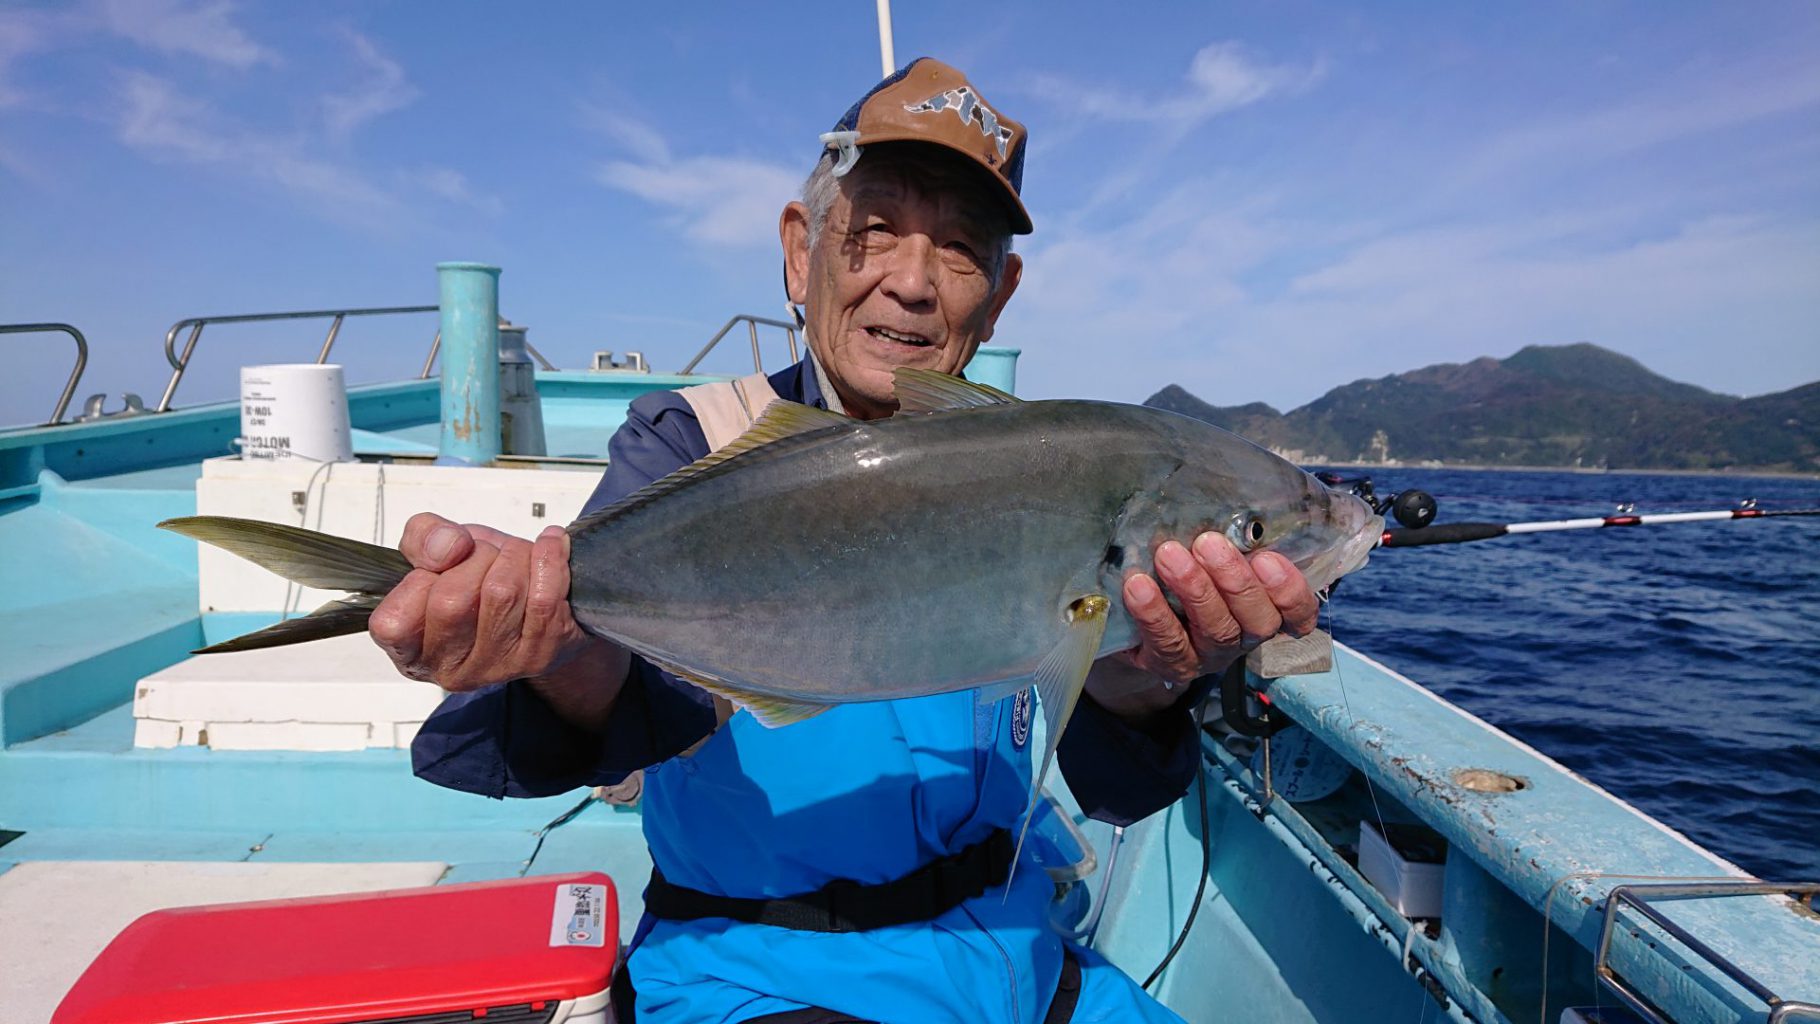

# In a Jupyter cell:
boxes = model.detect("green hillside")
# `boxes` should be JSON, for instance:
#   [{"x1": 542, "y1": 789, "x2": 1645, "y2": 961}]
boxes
[{"x1": 1145, "y1": 344, "x2": 1818, "y2": 472}]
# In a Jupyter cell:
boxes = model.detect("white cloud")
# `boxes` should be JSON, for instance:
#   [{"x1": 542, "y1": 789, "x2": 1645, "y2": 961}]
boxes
[
  {"x1": 117, "y1": 71, "x2": 395, "y2": 214},
  {"x1": 104, "y1": 33, "x2": 498, "y2": 225},
  {"x1": 0, "y1": 6, "x2": 68, "y2": 109},
  {"x1": 1002, "y1": 182, "x2": 1820, "y2": 410},
  {"x1": 579, "y1": 98, "x2": 672, "y2": 164},
  {"x1": 584, "y1": 100, "x2": 798, "y2": 248},
  {"x1": 97, "y1": 0, "x2": 276, "y2": 69},
  {"x1": 598, "y1": 154, "x2": 800, "y2": 247},
  {"x1": 322, "y1": 30, "x2": 417, "y2": 141},
  {"x1": 410, "y1": 166, "x2": 504, "y2": 217},
  {"x1": 1025, "y1": 41, "x2": 1323, "y2": 126}
]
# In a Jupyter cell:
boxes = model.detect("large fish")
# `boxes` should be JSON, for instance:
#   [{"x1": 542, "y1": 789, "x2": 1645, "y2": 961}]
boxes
[{"x1": 162, "y1": 368, "x2": 1381, "y2": 865}]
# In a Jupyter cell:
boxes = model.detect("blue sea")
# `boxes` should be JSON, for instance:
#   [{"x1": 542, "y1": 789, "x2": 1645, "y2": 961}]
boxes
[{"x1": 1315, "y1": 468, "x2": 1819, "y2": 881}]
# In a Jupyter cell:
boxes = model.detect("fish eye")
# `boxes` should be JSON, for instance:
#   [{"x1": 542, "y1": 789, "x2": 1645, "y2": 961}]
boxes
[{"x1": 1227, "y1": 512, "x2": 1266, "y2": 552}]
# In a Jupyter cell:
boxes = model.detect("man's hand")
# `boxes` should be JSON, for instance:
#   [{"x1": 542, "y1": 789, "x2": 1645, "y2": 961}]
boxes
[
  {"x1": 370, "y1": 514, "x2": 621, "y2": 716},
  {"x1": 1086, "y1": 532, "x2": 1320, "y2": 722}
]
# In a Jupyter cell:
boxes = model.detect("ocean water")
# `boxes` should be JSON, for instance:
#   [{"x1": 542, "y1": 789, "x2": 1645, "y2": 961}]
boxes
[{"x1": 1315, "y1": 467, "x2": 1819, "y2": 881}]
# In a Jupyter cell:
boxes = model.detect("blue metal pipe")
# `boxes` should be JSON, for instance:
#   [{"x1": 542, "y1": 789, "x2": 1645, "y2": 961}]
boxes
[
  {"x1": 963, "y1": 345, "x2": 1020, "y2": 395},
  {"x1": 436, "y1": 262, "x2": 502, "y2": 465}
]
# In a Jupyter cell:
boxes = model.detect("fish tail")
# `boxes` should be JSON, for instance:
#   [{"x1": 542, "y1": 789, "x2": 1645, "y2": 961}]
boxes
[{"x1": 158, "y1": 515, "x2": 415, "y2": 654}]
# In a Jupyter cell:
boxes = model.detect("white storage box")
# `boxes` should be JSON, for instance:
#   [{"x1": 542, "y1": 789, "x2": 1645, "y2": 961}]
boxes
[{"x1": 1358, "y1": 820, "x2": 1447, "y2": 919}]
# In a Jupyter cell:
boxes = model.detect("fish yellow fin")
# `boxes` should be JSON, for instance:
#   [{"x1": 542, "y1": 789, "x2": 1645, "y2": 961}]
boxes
[
  {"x1": 974, "y1": 678, "x2": 1030, "y2": 706},
  {"x1": 892, "y1": 367, "x2": 1020, "y2": 413},
  {"x1": 574, "y1": 400, "x2": 850, "y2": 528},
  {"x1": 650, "y1": 658, "x2": 832, "y2": 729},
  {"x1": 1010, "y1": 594, "x2": 1110, "y2": 892}
]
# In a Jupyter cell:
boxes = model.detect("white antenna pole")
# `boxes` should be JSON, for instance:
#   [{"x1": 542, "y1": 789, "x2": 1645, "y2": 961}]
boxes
[{"x1": 876, "y1": 0, "x2": 896, "y2": 77}]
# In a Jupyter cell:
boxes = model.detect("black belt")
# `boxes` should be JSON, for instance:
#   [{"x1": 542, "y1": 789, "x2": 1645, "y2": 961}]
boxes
[{"x1": 643, "y1": 829, "x2": 1013, "y2": 933}]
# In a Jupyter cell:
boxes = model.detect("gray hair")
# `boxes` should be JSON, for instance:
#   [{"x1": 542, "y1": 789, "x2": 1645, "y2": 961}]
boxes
[{"x1": 800, "y1": 150, "x2": 1013, "y2": 283}]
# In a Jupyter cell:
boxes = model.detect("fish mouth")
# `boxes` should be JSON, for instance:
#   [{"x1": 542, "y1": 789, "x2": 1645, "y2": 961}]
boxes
[
  {"x1": 1335, "y1": 514, "x2": 1384, "y2": 578},
  {"x1": 1297, "y1": 494, "x2": 1383, "y2": 596}
]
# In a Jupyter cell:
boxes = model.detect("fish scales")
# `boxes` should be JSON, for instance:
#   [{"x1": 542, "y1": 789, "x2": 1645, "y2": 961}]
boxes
[{"x1": 565, "y1": 399, "x2": 1356, "y2": 705}]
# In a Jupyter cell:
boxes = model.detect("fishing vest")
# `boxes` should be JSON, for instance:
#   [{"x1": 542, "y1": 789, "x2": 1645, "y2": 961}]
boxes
[
  {"x1": 679, "y1": 372, "x2": 782, "y2": 451},
  {"x1": 625, "y1": 370, "x2": 1062, "y2": 1024}
]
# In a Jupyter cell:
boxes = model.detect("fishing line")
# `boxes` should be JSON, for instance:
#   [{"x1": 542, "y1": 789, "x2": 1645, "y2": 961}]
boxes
[
  {"x1": 1325, "y1": 601, "x2": 1392, "y2": 855},
  {"x1": 1141, "y1": 763, "x2": 1209, "y2": 991},
  {"x1": 521, "y1": 790, "x2": 599, "y2": 876},
  {"x1": 1534, "y1": 870, "x2": 1748, "y2": 1024},
  {"x1": 278, "y1": 454, "x2": 337, "y2": 621},
  {"x1": 371, "y1": 462, "x2": 387, "y2": 545}
]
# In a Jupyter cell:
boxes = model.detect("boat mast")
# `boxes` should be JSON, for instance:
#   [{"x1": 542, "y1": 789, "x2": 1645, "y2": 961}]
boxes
[{"x1": 876, "y1": 0, "x2": 896, "y2": 76}]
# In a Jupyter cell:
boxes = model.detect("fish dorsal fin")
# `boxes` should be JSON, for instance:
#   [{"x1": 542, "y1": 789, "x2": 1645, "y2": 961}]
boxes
[
  {"x1": 721, "y1": 399, "x2": 852, "y2": 457},
  {"x1": 574, "y1": 400, "x2": 850, "y2": 529},
  {"x1": 892, "y1": 367, "x2": 1020, "y2": 413}
]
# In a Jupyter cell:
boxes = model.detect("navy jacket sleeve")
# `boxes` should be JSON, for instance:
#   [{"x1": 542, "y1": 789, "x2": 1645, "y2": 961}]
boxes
[
  {"x1": 411, "y1": 389, "x2": 720, "y2": 798},
  {"x1": 1056, "y1": 673, "x2": 1220, "y2": 827}
]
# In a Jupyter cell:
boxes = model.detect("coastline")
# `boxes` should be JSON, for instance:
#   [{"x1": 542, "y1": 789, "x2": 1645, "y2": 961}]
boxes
[{"x1": 1307, "y1": 460, "x2": 1820, "y2": 482}]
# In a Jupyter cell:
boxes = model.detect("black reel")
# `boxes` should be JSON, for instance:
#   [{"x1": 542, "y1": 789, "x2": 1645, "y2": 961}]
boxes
[{"x1": 1313, "y1": 473, "x2": 1437, "y2": 530}]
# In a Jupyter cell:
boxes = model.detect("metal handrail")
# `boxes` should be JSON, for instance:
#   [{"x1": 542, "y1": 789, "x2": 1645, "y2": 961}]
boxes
[
  {"x1": 418, "y1": 330, "x2": 556, "y2": 379},
  {"x1": 679, "y1": 315, "x2": 800, "y2": 375},
  {"x1": 3, "y1": 322, "x2": 90, "y2": 425},
  {"x1": 157, "y1": 305, "x2": 439, "y2": 412},
  {"x1": 1596, "y1": 881, "x2": 1820, "y2": 1023}
]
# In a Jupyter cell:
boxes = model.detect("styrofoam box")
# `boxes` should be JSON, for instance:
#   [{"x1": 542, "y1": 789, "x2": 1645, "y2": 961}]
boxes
[
  {"x1": 135, "y1": 455, "x2": 603, "y2": 751},
  {"x1": 194, "y1": 454, "x2": 601, "y2": 614},
  {"x1": 1560, "y1": 1008, "x2": 1648, "y2": 1024},
  {"x1": 1358, "y1": 819, "x2": 1447, "y2": 919}
]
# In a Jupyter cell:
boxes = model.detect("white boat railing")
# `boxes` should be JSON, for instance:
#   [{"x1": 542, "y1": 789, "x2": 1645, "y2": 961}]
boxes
[
  {"x1": 3, "y1": 322, "x2": 89, "y2": 426},
  {"x1": 1597, "y1": 881, "x2": 1820, "y2": 1023},
  {"x1": 158, "y1": 305, "x2": 440, "y2": 412},
  {"x1": 679, "y1": 314, "x2": 800, "y2": 375}
]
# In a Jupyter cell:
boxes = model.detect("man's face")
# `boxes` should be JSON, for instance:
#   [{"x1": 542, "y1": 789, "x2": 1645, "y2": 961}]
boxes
[{"x1": 781, "y1": 148, "x2": 1023, "y2": 420}]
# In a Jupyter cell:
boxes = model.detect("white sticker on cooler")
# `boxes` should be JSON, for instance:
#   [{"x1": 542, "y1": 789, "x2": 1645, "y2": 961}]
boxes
[{"x1": 551, "y1": 882, "x2": 607, "y2": 947}]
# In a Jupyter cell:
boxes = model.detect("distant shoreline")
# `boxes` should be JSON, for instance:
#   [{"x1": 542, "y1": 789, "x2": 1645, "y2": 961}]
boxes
[{"x1": 1309, "y1": 461, "x2": 1820, "y2": 482}]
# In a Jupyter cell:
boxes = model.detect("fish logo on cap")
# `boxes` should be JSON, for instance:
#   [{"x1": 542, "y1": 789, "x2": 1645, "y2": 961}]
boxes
[
  {"x1": 824, "y1": 57, "x2": 1034, "y2": 234},
  {"x1": 903, "y1": 86, "x2": 1015, "y2": 159}
]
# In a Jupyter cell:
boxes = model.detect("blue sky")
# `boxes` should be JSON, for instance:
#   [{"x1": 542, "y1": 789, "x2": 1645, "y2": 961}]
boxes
[{"x1": 1, "y1": 1, "x2": 1816, "y2": 426}]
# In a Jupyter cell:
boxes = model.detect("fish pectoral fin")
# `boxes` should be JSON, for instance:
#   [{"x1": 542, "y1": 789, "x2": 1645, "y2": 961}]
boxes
[
  {"x1": 974, "y1": 678, "x2": 1030, "y2": 706},
  {"x1": 1010, "y1": 594, "x2": 1112, "y2": 891},
  {"x1": 653, "y1": 660, "x2": 832, "y2": 729},
  {"x1": 892, "y1": 367, "x2": 1021, "y2": 413}
]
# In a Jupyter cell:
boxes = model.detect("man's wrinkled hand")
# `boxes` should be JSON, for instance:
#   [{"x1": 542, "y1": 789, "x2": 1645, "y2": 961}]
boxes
[
  {"x1": 369, "y1": 511, "x2": 593, "y2": 692},
  {"x1": 1086, "y1": 532, "x2": 1320, "y2": 720}
]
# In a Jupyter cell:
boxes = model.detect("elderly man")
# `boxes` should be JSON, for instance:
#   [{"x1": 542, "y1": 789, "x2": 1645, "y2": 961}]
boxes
[{"x1": 382, "y1": 59, "x2": 1318, "y2": 1024}]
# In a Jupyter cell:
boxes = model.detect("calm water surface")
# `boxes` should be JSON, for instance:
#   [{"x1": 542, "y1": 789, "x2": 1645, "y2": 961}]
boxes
[{"x1": 1315, "y1": 468, "x2": 1818, "y2": 880}]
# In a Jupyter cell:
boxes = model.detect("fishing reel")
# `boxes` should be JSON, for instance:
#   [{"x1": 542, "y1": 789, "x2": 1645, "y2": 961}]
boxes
[{"x1": 1314, "y1": 473, "x2": 1437, "y2": 530}]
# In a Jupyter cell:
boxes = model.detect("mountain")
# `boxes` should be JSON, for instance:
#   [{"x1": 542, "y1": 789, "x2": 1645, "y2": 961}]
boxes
[{"x1": 1145, "y1": 344, "x2": 1819, "y2": 472}]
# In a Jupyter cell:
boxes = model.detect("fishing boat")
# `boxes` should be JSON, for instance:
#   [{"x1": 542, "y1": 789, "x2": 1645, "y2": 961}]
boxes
[{"x1": 1, "y1": 273, "x2": 1814, "y2": 1024}]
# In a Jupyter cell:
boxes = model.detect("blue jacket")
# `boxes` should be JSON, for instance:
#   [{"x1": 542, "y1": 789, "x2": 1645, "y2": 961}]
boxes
[{"x1": 413, "y1": 357, "x2": 1197, "y2": 1024}]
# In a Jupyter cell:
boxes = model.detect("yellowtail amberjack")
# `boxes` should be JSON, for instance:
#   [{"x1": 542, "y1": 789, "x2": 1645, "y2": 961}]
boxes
[{"x1": 161, "y1": 368, "x2": 1382, "y2": 866}]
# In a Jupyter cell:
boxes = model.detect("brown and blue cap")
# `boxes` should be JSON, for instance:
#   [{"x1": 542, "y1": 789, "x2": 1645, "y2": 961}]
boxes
[{"x1": 822, "y1": 57, "x2": 1033, "y2": 235}]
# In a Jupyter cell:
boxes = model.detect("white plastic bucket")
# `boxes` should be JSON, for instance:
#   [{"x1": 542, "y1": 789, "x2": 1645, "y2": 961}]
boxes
[{"x1": 238, "y1": 364, "x2": 354, "y2": 463}]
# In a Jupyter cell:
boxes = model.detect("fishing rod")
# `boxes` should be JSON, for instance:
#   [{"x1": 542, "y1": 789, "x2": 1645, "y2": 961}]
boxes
[{"x1": 1311, "y1": 473, "x2": 1820, "y2": 549}]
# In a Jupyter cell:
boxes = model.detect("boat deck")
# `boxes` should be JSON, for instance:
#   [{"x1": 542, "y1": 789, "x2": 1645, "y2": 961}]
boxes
[{"x1": 3, "y1": 371, "x2": 1816, "y2": 1024}]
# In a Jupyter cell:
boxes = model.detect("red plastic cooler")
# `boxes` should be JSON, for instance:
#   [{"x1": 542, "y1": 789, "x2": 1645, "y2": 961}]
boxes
[{"x1": 54, "y1": 871, "x2": 619, "y2": 1024}]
